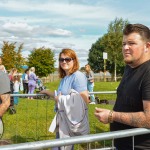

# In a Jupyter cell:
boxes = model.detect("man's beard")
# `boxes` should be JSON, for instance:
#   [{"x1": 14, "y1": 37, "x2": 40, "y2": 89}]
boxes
[{"x1": 124, "y1": 59, "x2": 133, "y2": 65}]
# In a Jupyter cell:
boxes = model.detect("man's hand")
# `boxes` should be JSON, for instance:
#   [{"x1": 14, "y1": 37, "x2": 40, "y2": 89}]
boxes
[
  {"x1": 0, "y1": 94, "x2": 10, "y2": 117},
  {"x1": 94, "y1": 107, "x2": 111, "y2": 124}
]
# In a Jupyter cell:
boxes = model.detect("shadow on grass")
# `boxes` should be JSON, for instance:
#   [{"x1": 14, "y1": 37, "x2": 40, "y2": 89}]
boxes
[
  {"x1": 11, "y1": 135, "x2": 32, "y2": 143},
  {"x1": 11, "y1": 135, "x2": 54, "y2": 144}
]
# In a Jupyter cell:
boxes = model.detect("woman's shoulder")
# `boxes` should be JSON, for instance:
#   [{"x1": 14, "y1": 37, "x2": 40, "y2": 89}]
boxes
[
  {"x1": 72, "y1": 71, "x2": 86, "y2": 80},
  {"x1": 73, "y1": 70, "x2": 85, "y2": 76}
]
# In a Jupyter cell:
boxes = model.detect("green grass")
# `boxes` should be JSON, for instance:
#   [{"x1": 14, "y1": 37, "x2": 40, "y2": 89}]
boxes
[
  {"x1": 2, "y1": 81, "x2": 120, "y2": 149},
  {"x1": 93, "y1": 81, "x2": 118, "y2": 100}
]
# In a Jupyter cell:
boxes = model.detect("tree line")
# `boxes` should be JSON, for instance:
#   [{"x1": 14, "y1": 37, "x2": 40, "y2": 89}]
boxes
[
  {"x1": 1, "y1": 42, "x2": 55, "y2": 77},
  {"x1": 1, "y1": 17, "x2": 129, "y2": 80}
]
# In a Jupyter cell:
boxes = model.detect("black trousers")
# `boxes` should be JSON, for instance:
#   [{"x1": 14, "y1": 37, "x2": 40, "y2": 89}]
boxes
[{"x1": 23, "y1": 83, "x2": 28, "y2": 94}]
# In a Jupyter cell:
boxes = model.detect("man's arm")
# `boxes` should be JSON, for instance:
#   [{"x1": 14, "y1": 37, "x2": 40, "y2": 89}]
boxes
[
  {"x1": 0, "y1": 94, "x2": 10, "y2": 117},
  {"x1": 113, "y1": 100, "x2": 150, "y2": 128},
  {"x1": 95, "y1": 100, "x2": 150, "y2": 128}
]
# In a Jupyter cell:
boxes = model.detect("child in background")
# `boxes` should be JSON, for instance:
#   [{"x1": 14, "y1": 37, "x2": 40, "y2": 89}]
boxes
[{"x1": 13, "y1": 75, "x2": 21, "y2": 105}]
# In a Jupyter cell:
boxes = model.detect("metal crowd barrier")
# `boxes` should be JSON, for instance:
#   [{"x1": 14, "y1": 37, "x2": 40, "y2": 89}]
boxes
[
  {"x1": 10, "y1": 91, "x2": 117, "y2": 97},
  {"x1": 1, "y1": 92, "x2": 150, "y2": 149},
  {"x1": 10, "y1": 93, "x2": 47, "y2": 97},
  {"x1": 0, "y1": 128, "x2": 150, "y2": 150}
]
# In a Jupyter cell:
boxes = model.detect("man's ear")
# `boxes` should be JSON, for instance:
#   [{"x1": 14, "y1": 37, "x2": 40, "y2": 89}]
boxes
[
  {"x1": 144, "y1": 49, "x2": 148, "y2": 52},
  {"x1": 146, "y1": 42, "x2": 150, "y2": 48},
  {"x1": 145, "y1": 42, "x2": 150, "y2": 52},
  {"x1": 144, "y1": 48, "x2": 148, "y2": 52}
]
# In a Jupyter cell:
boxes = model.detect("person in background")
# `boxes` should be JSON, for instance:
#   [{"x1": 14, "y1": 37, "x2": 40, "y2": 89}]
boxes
[
  {"x1": 22, "y1": 69, "x2": 29, "y2": 95},
  {"x1": 95, "y1": 23, "x2": 150, "y2": 150},
  {"x1": 8, "y1": 68, "x2": 18, "y2": 81},
  {"x1": 28, "y1": 67, "x2": 37, "y2": 99},
  {"x1": 13, "y1": 74, "x2": 21, "y2": 105},
  {"x1": 8, "y1": 68, "x2": 18, "y2": 114},
  {"x1": 85, "y1": 64, "x2": 95, "y2": 104},
  {"x1": 0, "y1": 70, "x2": 10, "y2": 117},
  {"x1": 0, "y1": 56, "x2": 7, "y2": 73},
  {"x1": 40, "y1": 48, "x2": 90, "y2": 150}
]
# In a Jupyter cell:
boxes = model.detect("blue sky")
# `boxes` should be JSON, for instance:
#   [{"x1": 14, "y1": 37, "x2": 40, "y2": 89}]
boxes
[{"x1": 0, "y1": 0, "x2": 150, "y2": 68}]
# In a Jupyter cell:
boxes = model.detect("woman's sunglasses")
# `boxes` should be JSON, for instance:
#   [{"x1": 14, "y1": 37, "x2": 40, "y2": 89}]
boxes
[
  {"x1": 14, "y1": 75, "x2": 18, "y2": 77},
  {"x1": 59, "y1": 58, "x2": 74, "y2": 63},
  {"x1": 14, "y1": 76, "x2": 19, "y2": 78}
]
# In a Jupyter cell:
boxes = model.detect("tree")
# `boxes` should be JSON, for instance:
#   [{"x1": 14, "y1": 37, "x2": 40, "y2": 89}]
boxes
[
  {"x1": 87, "y1": 38, "x2": 105, "y2": 72},
  {"x1": 15, "y1": 43, "x2": 25, "y2": 71},
  {"x1": 87, "y1": 38, "x2": 113, "y2": 73},
  {"x1": 101, "y1": 18, "x2": 129, "y2": 81},
  {"x1": 27, "y1": 47, "x2": 55, "y2": 77},
  {"x1": 1, "y1": 41, "x2": 25, "y2": 72}
]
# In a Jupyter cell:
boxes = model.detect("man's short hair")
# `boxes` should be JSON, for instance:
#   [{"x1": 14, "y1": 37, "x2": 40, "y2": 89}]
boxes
[{"x1": 123, "y1": 23, "x2": 150, "y2": 42}]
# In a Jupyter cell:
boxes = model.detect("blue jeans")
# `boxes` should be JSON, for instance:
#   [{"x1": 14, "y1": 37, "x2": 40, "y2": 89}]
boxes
[
  {"x1": 13, "y1": 92, "x2": 19, "y2": 105},
  {"x1": 87, "y1": 82, "x2": 95, "y2": 102}
]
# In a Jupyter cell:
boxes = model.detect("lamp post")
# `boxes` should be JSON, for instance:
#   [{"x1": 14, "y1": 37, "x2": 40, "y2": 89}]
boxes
[{"x1": 103, "y1": 52, "x2": 107, "y2": 82}]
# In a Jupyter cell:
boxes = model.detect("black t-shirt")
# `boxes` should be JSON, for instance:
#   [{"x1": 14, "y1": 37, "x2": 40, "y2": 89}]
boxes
[{"x1": 110, "y1": 60, "x2": 150, "y2": 150}]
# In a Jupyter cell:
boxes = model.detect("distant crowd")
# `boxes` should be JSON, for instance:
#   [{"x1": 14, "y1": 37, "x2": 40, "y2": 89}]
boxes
[{"x1": 0, "y1": 56, "x2": 45, "y2": 113}]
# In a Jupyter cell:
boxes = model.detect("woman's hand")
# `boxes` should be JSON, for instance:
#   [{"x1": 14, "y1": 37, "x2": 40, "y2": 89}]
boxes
[
  {"x1": 39, "y1": 90, "x2": 51, "y2": 96},
  {"x1": 54, "y1": 92, "x2": 62, "y2": 103},
  {"x1": 39, "y1": 90, "x2": 62, "y2": 102}
]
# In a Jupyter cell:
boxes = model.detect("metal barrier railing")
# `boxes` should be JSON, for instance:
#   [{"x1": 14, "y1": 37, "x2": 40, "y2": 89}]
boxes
[
  {"x1": 0, "y1": 128, "x2": 150, "y2": 150},
  {"x1": 10, "y1": 93, "x2": 48, "y2": 97},
  {"x1": 3, "y1": 92, "x2": 115, "y2": 148},
  {"x1": 10, "y1": 91, "x2": 117, "y2": 97},
  {"x1": 1, "y1": 92, "x2": 150, "y2": 149},
  {"x1": 0, "y1": 91, "x2": 126, "y2": 149}
]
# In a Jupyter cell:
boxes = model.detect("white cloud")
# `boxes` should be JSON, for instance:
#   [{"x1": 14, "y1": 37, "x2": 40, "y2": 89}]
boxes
[
  {"x1": 46, "y1": 28, "x2": 72, "y2": 37},
  {"x1": 3, "y1": 22, "x2": 33, "y2": 31},
  {"x1": 0, "y1": 0, "x2": 150, "y2": 68},
  {"x1": 2, "y1": 22, "x2": 33, "y2": 37}
]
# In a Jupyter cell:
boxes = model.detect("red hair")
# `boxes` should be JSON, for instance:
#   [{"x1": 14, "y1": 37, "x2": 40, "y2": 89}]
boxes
[{"x1": 58, "y1": 48, "x2": 79, "y2": 78}]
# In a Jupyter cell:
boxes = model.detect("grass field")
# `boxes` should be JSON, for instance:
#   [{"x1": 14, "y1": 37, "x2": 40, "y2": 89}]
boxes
[{"x1": 2, "y1": 81, "x2": 120, "y2": 149}]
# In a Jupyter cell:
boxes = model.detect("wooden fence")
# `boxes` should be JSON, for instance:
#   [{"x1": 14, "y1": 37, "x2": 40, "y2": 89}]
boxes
[{"x1": 41, "y1": 74, "x2": 122, "y2": 83}]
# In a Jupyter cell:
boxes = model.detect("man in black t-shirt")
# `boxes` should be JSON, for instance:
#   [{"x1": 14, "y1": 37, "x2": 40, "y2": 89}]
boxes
[
  {"x1": 0, "y1": 70, "x2": 10, "y2": 117},
  {"x1": 95, "y1": 23, "x2": 150, "y2": 150}
]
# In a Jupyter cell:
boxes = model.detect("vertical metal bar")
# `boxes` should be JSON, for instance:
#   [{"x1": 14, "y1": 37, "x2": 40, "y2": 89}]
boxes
[
  {"x1": 104, "y1": 139, "x2": 106, "y2": 148},
  {"x1": 112, "y1": 138, "x2": 115, "y2": 150},
  {"x1": 25, "y1": 98, "x2": 29, "y2": 142},
  {"x1": 35, "y1": 98, "x2": 39, "y2": 140},
  {"x1": 15, "y1": 105, "x2": 18, "y2": 143},
  {"x1": 132, "y1": 136, "x2": 134, "y2": 150},
  {"x1": 46, "y1": 98, "x2": 49, "y2": 139},
  {"x1": 88, "y1": 143, "x2": 91, "y2": 150}
]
